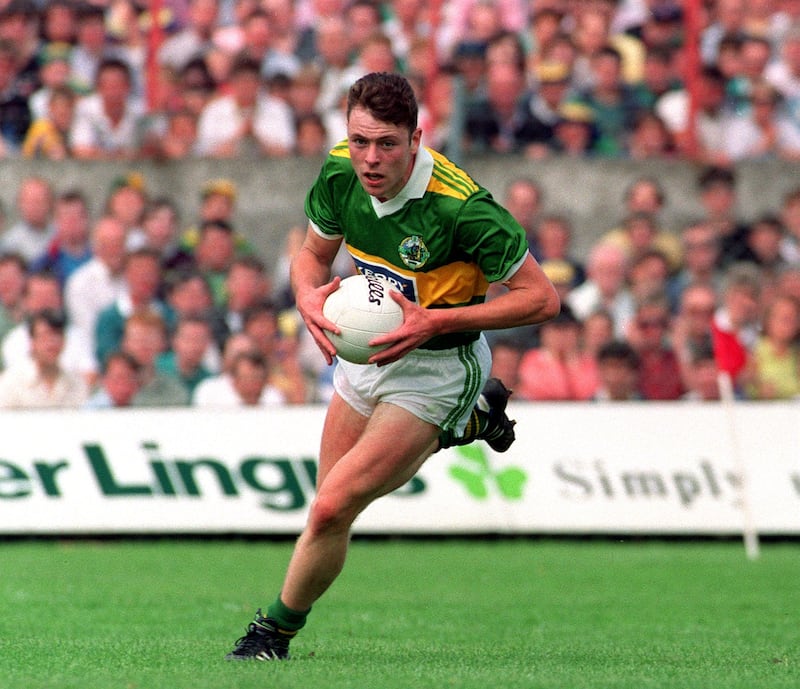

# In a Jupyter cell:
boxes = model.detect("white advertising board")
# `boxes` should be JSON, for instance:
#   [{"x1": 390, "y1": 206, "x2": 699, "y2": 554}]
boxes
[{"x1": 1, "y1": 403, "x2": 799, "y2": 535}]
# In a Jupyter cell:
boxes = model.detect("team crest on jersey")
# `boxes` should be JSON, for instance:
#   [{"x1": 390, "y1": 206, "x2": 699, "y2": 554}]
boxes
[{"x1": 398, "y1": 235, "x2": 430, "y2": 269}]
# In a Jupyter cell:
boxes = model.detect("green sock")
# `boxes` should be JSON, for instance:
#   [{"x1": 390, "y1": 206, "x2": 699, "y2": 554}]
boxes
[
  {"x1": 266, "y1": 596, "x2": 311, "y2": 632},
  {"x1": 438, "y1": 408, "x2": 490, "y2": 449}
]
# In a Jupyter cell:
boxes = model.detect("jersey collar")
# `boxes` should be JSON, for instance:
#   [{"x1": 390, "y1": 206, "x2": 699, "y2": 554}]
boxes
[{"x1": 370, "y1": 146, "x2": 433, "y2": 218}]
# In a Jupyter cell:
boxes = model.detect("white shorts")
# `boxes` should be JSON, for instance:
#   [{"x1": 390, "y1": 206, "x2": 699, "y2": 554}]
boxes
[{"x1": 333, "y1": 335, "x2": 491, "y2": 434}]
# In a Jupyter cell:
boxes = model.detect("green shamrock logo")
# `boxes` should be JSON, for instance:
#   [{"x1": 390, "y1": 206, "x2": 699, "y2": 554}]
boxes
[{"x1": 447, "y1": 445, "x2": 528, "y2": 501}]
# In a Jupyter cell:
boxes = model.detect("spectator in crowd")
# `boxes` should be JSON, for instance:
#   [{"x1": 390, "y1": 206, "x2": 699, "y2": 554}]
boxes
[
  {"x1": 241, "y1": 299, "x2": 306, "y2": 404},
  {"x1": 625, "y1": 291, "x2": 684, "y2": 400},
  {"x1": 70, "y1": 4, "x2": 109, "y2": 94},
  {"x1": 669, "y1": 219, "x2": 725, "y2": 304},
  {"x1": 155, "y1": 314, "x2": 214, "y2": 396},
  {"x1": 21, "y1": 85, "x2": 75, "y2": 160},
  {"x1": 193, "y1": 331, "x2": 285, "y2": 407},
  {"x1": 104, "y1": 0, "x2": 148, "y2": 102},
  {"x1": 778, "y1": 186, "x2": 800, "y2": 263},
  {"x1": 224, "y1": 256, "x2": 270, "y2": 332},
  {"x1": 525, "y1": 61, "x2": 576, "y2": 158},
  {"x1": 516, "y1": 304, "x2": 598, "y2": 401},
  {"x1": 28, "y1": 41, "x2": 73, "y2": 121},
  {"x1": 104, "y1": 173, "x2": 148, "y2": 238},
  {"x1": 549, "y1": 100, "x2": 598, "y2": 156},
  {"x1": 695, "y1": 165, "x2": 751, "y2": 268},
  {"x1": 286, "y1": 64, "x2": 323, "y2": 121},
  {"x1": 0, "y1": 39, "x2": 32, "y2": 155},
  {"x1": 656, "y1": 65, "x2": 732, "y2": 164},
  {"x1": 158, "y1": 0, "x2": 220, "y2": 73},
  {"x1": 701, "y1": 0, "x2": 748, "y2": 67},
  {"x1": 30, "y1": 189, "x2": 92, "y2": 287},
  {"x1": 94, "y1": 248, "x2": 170, "y2": 367},
  {"x1": 571, "y1": 3, "x2": 643, "y2": 89},
  {"x1": 71, "y1": 57, "x2": 146, "y2": 160},
  {"x1": 741, "y1": 213, "x2": 789, "y2": 280},
  {"x1": 503, "y1": 176, "x2": 542, "y2": 252},
  {"x1": 671, "y1": 282, "x2": 719, "y2": 385},
  {"x1": 344, "y1": 0, "x2": 384, "y2": 57},
  {"x1": 533, "y1": 214, "x2": 586, "y2": 286},
  {"x1": 0, "y1": 177, "x2": 55, "y2": 264},
  {"x1": 593, "y1": 339, "x2": 642, "y2": 401},
  {"x1": 627, "y1": 109, "x2": 676, "y2": 159},
  {"x1": 464, "y1": 59, "x2": 538, "y2": 154},
  {"x1": 64, "y1": 215, "x2": 127, "y2": 366},
  {"x1": 311, "y1": 15, "x2": 355, "y2": 117},
  {"x1": 744, "y1": 293, "x2": 800, "y2": 399},
  {"x1": 721, "y1": 79, "x2": 800, "y2": 161},
  {"x1": 120, "y1": 310, "x2": 189, "y2": 407},
  {"x1": 680, "y1": 337, "x2": 722, "y2": 402},
  {"x1": 196, "y1": 54, "x2": 295, "y2": 157},
  {"x1": 0, "y1": 269, "x2": 94, "y2": 382},
  {"x1": 84, "y1": 349, "x2": 142, "y2": 409},
  {"x1": 164, "y1": 269, "x2": 226, "y2": 367},
  {"x1": 521, "y1": 7, "x2": 563, "y2": 73},
  {"x1": 295, "y1": 111, "x2": 329, "y2": 157},
  {"x1": 179, "y1": 178, "x2": 256, "y2": 259},
  {"x1": 28, "y1": 43, "x2": 72, "y2": 121},
  {"x1": 149, "y1": 107, "x2": 201, "y2": 160},
  {"x1": 601, "y1": 209, "x2": 678, "y2": 273},
  {"x1": 341, "y1": 30, "x2": 400, "y2": 87},
  {"x1": 41, "y1": 1, "x2": 76, "y2": 46},
  {"x1": 0, "y1": 309, "x2": 88, "y2": 409},
  {"x1": 567, "y1": 241, "x2": 635, "y2": 337},
  {"x1": 0, "y1": 251, "x2": 26, "y2": 342},
  {"x1": 626, "y1": 249, "x2": 672, "y2": 308},
  {"x1": 239, "y1": 8, "x2": 301, "y2": 81},
  {"x1": 711, "y1": 262, "x2": 763, "y2": 389},
  {"x1": 575, "y1": 45, "x2": 646, "y2": 157},
  {"x1": 194, "y1": 219, "x2": 239, "y2": 307},
  {"x1": 229, "y1": 349, "x2": 274, "y2": 406},
  {"x1": 416, "y1": 68, "x2": 458, "y2": 154},
  {"x1": 764, "y1": 23, "x2": 800, "y2": 116},
  {"x1": 489, "y1": 337, "x2": 523, "y2": 393},
  {"x1": 582, "y1": 307, "x2": 615, "y2": 358}
]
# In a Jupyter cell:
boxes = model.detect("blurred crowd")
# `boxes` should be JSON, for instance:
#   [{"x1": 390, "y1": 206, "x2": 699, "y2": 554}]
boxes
[
  {"x1": 0, "y1": 0, "x2": 799, "y2": 161},
  {"x1": 0, "y1": 0, "x2": 800, "y2": 409}
]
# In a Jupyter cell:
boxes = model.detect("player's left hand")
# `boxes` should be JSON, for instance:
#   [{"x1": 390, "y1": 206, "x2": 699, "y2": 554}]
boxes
[{"x1": 366, "y1": 290, "x2": 441, "y2": 366}]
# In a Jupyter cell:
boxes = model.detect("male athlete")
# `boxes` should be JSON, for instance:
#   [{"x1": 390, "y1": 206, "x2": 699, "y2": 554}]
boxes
[{"x1": 226, "y1": 72, "x2": 560, "y2": 660}]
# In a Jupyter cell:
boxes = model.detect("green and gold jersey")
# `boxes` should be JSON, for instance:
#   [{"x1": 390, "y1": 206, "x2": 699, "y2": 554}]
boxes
[{"x1": 305, "y1": 143, "x2": 529, "y2": 328}]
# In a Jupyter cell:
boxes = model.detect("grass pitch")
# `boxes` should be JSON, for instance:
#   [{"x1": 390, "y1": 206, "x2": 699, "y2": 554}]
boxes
[{"x1": 1, "y1": 538, "x2": 798, "y2": 689}]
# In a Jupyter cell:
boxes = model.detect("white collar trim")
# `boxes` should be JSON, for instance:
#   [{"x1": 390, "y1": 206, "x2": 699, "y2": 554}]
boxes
[{"x1": 370, "y1": 147, "x2": 433, "y2": 218}]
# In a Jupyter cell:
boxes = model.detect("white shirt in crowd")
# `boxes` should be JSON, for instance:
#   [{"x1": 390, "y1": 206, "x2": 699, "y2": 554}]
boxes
[
  {"x1": 0, "y1": 359, "x2": 88, "y2": 409},
  {"x1": 192, "y1": 374, "x2": 286, "y2": 408}
]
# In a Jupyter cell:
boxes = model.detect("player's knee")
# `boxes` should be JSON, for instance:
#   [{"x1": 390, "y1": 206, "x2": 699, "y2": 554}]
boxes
[{"x1": 307, "y1": 493, "x2": 356, "y2": 535}]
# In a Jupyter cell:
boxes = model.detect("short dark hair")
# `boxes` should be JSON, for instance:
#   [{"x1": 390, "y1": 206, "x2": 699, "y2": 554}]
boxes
[
  {"x1": 231, "y1": 349, "x2": 268, "y2": 374},
  {"x1": 103, "y1": 349, "x2": 142, "y2": 375},
  {"x1": 27, "y1": 308, "x2": 67, "y2": 337},
  {"x1": 596, "y1": 340, "x2": 640, "y2": 369},
  {"x1": 200, "y1": 219, "x2": 234, "y2": 236},
  {"x1": 697, "y1": 165, "x2": 736, "y2": 190},
  {"x1": 347, "y1": 72, "x2": 418, "y2": 134},
  {"x1": 242, "y1": 300, "x2": 277, "y2": 328},
  {"x1": 96, "y1": 57, "x2": 132, "y2": 84}
]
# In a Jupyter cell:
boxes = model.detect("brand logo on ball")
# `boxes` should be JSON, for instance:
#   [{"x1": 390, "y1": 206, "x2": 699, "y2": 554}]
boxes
[
  {"x1": 398, "y1": 235, "x2": 430, "y2": 269},
  {"x1": 365, "y1": 275, "x2": 387, "y2": 305}
]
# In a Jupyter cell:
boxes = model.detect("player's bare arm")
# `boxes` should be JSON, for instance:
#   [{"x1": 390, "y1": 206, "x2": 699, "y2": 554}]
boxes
[
  {"x1": 290, "y1": 226, "x2": 344, "y2": 365},
  {"x1": 368, "y1": 254, "x2": 560, "y2": 365}
]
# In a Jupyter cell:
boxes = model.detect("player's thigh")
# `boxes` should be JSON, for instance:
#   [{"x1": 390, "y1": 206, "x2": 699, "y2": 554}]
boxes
[
  {"x1": 317, "y1": 391, "x2": 370, "y2": 487},
  {"x1": 319, "y1": 401, "x2": 439, "y2": 508}
]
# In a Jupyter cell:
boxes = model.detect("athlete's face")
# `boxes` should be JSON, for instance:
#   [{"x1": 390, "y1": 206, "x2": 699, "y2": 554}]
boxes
[{"x1": 347, "y1": 105, "x2": 421, "y2": 202}]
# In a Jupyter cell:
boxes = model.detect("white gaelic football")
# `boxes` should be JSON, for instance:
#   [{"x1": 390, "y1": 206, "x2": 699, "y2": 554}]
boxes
[{"x1": 322, "y1": 274, "x2": 404, "y2": 364}]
